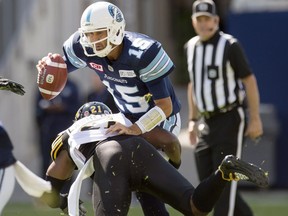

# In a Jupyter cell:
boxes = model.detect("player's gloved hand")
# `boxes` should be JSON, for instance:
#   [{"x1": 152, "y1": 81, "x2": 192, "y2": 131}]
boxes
[
  {"x1": 0, "y1": 77, "x2": 25, "y2": 95},
  {"x1": 60, "y1": 193, "x2": 87, "y2": 216}
]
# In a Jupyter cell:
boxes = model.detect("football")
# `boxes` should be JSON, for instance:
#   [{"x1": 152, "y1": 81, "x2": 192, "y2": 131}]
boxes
[{"x1": 37, "y1": 53, "x2": 68, "y2": 100}]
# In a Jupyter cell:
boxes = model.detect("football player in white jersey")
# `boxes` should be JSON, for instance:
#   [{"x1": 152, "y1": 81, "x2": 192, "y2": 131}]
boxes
[
  {"x1": 36, "y1": 2, "x2": 182, "y2": 214},
  {"x1": 40, "y1": 101, "x2": 268, "y2": 216}
]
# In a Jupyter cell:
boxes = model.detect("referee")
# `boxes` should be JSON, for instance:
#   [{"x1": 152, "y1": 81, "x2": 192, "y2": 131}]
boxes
[{"x1": 185, "y1": 0, "x2": 263, "y2": 216}]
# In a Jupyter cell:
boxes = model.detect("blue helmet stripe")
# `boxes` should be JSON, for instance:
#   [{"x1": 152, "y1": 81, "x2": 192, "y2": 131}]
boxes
[{"x1": 86, "y1": 8, "x2": 92, "y2": 22}]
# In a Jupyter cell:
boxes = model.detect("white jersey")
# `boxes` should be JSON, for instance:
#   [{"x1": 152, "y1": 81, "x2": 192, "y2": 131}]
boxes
[{"x1": 65, "y1": 113, "x2": 132, "y2": 169}]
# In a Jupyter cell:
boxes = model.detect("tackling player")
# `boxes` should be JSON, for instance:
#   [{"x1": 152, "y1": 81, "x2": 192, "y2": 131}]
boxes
[
  {"x1": 36, "y1": 1, "x2": 182, "y2": 214},
  {"x1": 40, "y1": 101, "x2": 269, "y2": 216}
]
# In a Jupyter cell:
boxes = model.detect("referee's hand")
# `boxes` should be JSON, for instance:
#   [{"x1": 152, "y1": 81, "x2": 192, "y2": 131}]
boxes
[
  {"x1": 188, "y1": 120, "x2": 198, "y2": 146},
  {"x1": 245, "y1": 117, "x2": 263, "y2": 143}
]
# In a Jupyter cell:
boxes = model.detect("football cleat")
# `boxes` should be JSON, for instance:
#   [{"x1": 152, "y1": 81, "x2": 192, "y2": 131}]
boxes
[{"x1": 218, "y1": 155, "x2": 269, "y2": 187}]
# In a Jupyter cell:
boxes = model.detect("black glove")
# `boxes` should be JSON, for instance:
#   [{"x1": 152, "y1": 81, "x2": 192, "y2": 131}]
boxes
[
  {"x1": 60, "y1": 193, "x2": 87, "y2": 216},
  {"x1": 0, "y1": 77, "x2": 25, "y2": 95}
]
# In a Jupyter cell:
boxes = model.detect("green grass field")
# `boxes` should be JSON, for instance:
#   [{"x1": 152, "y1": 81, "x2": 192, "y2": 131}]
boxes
[{"x1": 2, "y1": 190, "x2": 288, "y2": 216}]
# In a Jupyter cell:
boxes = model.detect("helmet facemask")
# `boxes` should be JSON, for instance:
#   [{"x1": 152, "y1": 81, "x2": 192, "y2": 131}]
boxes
[{"x1": 79, "y1": 28, "x2": 112, "y2": 57}]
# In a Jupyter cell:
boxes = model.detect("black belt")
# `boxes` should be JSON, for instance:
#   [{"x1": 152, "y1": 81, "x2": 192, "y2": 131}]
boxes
[{"x1": 201, "y1": 102, "x2": 239, "y2": 119}]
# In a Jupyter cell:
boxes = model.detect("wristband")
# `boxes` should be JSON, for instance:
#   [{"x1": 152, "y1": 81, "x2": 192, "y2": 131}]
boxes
[{"x1": 136, "y1": 106, "x2": 166, "y2": 133}]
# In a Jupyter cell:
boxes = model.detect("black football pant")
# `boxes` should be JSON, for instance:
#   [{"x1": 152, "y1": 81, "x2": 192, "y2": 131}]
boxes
[
  {"x1": 136, "y1": 192, "x2": 169, "y2": 216},
  {"x1": 92, "y1": 136, "x2": 194, "y2": 216},
  {"x1": 195, "y1": 107, "x2": 253, "y2": 216}
]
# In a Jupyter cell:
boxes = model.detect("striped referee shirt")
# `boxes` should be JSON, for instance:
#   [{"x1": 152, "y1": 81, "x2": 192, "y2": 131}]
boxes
[{"x1": 185, "y1": 30, "x2": 252, "y2": 113}]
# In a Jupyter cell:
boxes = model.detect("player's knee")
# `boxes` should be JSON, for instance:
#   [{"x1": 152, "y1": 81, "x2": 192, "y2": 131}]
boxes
[
  {"x1": 163, "y1": 137, "x2": 182, "y2": 168},
  {"x1": 165, "y1": 136, "x2": 181, "y2": 152},
  {"x1": 160, "y1": 135, "x2": 181, "y2": 160}
]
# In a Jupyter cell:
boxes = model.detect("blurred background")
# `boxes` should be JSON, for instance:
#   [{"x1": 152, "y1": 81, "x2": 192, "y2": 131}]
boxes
[{"x1": 0, "y1": 0, "x2": 287, "y2": 206}]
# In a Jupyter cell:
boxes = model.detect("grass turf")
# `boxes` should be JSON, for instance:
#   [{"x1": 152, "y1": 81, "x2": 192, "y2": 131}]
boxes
[{"x1": 2, "y1": 190, "x2": 288, "y2": 216}]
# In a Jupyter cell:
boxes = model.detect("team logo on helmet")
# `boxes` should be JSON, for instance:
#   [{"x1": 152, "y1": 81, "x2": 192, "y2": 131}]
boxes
[{"x1": 108, "y1": 5, "x2": 123, "y2": 22}]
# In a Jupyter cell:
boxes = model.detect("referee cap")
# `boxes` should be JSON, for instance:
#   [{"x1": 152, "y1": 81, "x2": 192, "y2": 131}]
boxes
[{"x1": 192, "y1": 0, "x2": 217, "y2": 18}]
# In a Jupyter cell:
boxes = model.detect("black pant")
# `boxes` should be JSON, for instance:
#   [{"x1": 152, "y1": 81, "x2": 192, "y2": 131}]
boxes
[
  {"x1": 135, "y1": 192, "x2": 169, "y2": 216},
  {"x1": 92, "y1": 136, "x2": 194, "y2": 216},
  {"x1": 195, "y1": 107, "x2": 253, "y2": 216}
]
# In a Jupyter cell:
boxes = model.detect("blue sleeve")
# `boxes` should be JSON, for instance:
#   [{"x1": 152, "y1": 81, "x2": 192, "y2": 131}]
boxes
[
  {"x1": 146, "y1": 76, "x2": 182, "y2": 115},
  {"x1": 138, "y1": 41, "x2": 175, "y2": 83},
  {"x1": 62, "y1": 31, "x2": 88, "y2": 73},
  {"x1": 146, "y1": 76, "x2": 171, "y2": 100},
  {"x1": 0, "y1": 125, "x2": 13, "y2": 150},
  {"x1": 0, "y1": 124, "x2": 16, "y2": 168}
]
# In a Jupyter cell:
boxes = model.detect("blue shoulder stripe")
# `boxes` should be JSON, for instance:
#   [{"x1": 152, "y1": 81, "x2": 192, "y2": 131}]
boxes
[
  {"x1": 139, "y1": 48, "x2": 174, "y2": 82},
  {"x1": 63, "y1": 34, "x2": 87, "y2": 69}
]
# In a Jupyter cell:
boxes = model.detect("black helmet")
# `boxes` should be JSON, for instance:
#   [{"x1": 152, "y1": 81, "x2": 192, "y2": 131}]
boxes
[{"x1": 75, "y1": 101, "x2": 112, "y2": 121}]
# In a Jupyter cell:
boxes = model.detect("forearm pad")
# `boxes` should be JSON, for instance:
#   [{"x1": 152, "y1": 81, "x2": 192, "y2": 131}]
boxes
[{"x1": 135, "y1": 106, "x2": 166, "y2": 133}]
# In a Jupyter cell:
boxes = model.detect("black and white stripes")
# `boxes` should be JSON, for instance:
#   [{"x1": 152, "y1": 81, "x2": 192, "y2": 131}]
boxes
[{"x1": 186, "y1": 31, "x2": 245, "y2": 113}]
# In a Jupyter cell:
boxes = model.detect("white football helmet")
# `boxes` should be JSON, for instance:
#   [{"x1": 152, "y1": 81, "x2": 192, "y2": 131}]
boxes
[{"x1": 79, "y1": 1, "x2": 126, "y2": 57}]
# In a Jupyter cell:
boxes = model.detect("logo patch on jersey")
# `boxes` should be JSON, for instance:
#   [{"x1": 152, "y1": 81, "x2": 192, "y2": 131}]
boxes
[
  {"x1": 89, "y1": 62, "x2": 103, "y2": 72},
  {"x1": 119, "y1": 70, "x2": 136, "y2": 78},
  {"x1": 207, "y1": 65, "x2": 219, "y2": 80}
]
